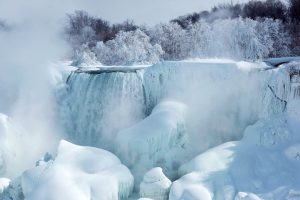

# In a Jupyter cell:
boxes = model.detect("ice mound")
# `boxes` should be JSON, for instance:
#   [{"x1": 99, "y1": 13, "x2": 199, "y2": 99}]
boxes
[
  {"x1": 140, "y1": 167, "x2": 171, "y2": 200},
  {"x1": 21, "y1": 140, "x2": 134, "y2": 200},
  {"x1": 0, "y1": 178, "x2": 10, "y2": 194},
  {"x1": 170, "y1": 100, "x2": 300, "y2": 200},
  {"x1": 116, "y1": 100, "x2": 189, "y2": 185}
]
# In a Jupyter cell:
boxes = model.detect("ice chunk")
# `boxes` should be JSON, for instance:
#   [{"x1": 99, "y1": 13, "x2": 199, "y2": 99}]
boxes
[
  {"x1": 21, "y1": 140, "x2": 134, "y2": 200},
  {"x1": 140, "y1": 167, "x2": 171, "y2": 200}
]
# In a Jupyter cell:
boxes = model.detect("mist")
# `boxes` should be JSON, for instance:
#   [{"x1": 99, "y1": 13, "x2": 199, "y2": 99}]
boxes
[{"x1": 0, "y1": 0, "x2": 71, "y2": 178}]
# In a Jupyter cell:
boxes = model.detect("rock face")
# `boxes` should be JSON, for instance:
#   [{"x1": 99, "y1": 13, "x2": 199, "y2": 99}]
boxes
[{"x1": 140, "y1": 167, "x2": 172, "y2": 200}]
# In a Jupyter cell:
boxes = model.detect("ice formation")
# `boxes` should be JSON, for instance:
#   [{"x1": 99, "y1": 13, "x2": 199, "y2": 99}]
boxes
[
  {"x1": 115, "y1": 100, "x2": 188, "y2": 184},
  {"x1": 139, "y1": 167, "x2": 172, "y2": 200},
  {"x1": 169, "y1": 100, "x2": 300, "y2": 200},
  {"x1": 21, "y1": 140, "x2": 134, "y2": 200},
  {"x1": 1, "y1": 59, "x2": 298, "y2": 200},
  {"x1": 57, "y1": 60, "x2": 300, "y2": 198}
]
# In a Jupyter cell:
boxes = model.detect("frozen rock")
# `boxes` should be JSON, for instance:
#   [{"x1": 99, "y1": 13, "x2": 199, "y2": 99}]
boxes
[
  {"x1": 21, "y1": 140, "x2": 134, "y2": 200},
  {"x1": 0, "y1": 178, "x2": 10, "y2": 194},
  {"x1": 140, "y1": 167, "x2": 171, "y2": 200}
]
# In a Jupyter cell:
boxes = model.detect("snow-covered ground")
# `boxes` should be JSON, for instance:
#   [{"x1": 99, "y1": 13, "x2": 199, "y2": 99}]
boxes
[{"x1": 1, "y1": 59, "x2": 300, "y2": 200}]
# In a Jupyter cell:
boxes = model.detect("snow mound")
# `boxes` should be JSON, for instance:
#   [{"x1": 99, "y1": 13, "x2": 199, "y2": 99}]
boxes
[
  {"x1": 21, "y1": 140, "x2": 134, "y2": 200},
  {"x1": 115, "y1": 100, "x2": 189, "y2": 185},
  {"x1": 170, "y1": 100, "x2": 300, "y2": 200},
  {"x1": 140, "y1": 167, "x2": 171, "y2": 200},
  {"x1": 0, "y1": 178, "x2": 10, "y2": 194}
]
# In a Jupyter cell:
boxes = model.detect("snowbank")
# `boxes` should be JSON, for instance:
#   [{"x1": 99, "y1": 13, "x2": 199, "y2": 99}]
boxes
[
  {"x1": 170, "y1": 100, "x2": 300, "y2": 200},
  {"x1": 115, "y1": 100, "x2": 189, "y2": 185},
  {"x1": 140, "y1": 167, "x2": 171, "y2": 200},
  {"x1": 21, "y1": 140, "x2": 134, "y2": 200}
]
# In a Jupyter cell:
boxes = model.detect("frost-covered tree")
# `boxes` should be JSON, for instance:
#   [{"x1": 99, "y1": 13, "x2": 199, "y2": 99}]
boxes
[
  {"x1": 183, "y1": 17, "x2": 291, "y2": 60},
  {"x1": 72, "y1": 44, "x2": 101, "y2": 67},
  {"x1": 256, "y1": 18, "x2": 291, "y2": 57},
  {"x1": 95, "y1": 29, "x2": 163, "y2": 65},
  {"x1": 185, "y1": 21, "x2": 213, "y2": 58},
  {"x1": 149, "y1": 23, "x2": 187, "y2": 60}
]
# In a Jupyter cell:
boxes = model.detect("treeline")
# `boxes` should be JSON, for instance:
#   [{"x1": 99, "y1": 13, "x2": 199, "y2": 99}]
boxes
[{"x1": 66, "y1": 0, "x2": 300, "y2": 66}]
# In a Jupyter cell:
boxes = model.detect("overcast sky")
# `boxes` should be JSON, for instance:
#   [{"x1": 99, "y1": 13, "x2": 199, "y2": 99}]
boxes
[
  {"x1": 0, "y1": 0, "x2": 250, "y2": 25},
  {"x1": 80, "y1": 0, "x2": 251, "y2": 25}
]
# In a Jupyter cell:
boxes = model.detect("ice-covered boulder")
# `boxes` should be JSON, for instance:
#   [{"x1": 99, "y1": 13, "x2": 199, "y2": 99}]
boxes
[
  {"x1": 21, "y1": 140, "x2": 134, "y2": 200},
  {"x1": 0, "y1": 178, "x2": 10, "y2": 194},
  {"x1": 140, "y1": 167, "x2": 171, "y2": 200},
  {"x1": 116, "y1": 100, "x2": 189, "y2": 185},
  {"x1": 170, "y1": 100, "x2": 300, "y2": 200}
]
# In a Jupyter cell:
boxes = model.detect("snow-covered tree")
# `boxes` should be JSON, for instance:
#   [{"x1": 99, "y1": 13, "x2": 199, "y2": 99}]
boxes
[
  {"x1": 149, "y1": 23, "x2": 187, "y2": 60},
  {"x1": 183, "y1": 17, "x2": 291, "y2": 60},
  {"x1": 95, "y1": 29, "x2": 163, "y2": 65},
  {"x1": 256, "y1": 18, "x2": 291, "y2": 57},
  {"x1": 72, "y1": 44, "x2": 101, "y2": 67}
]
